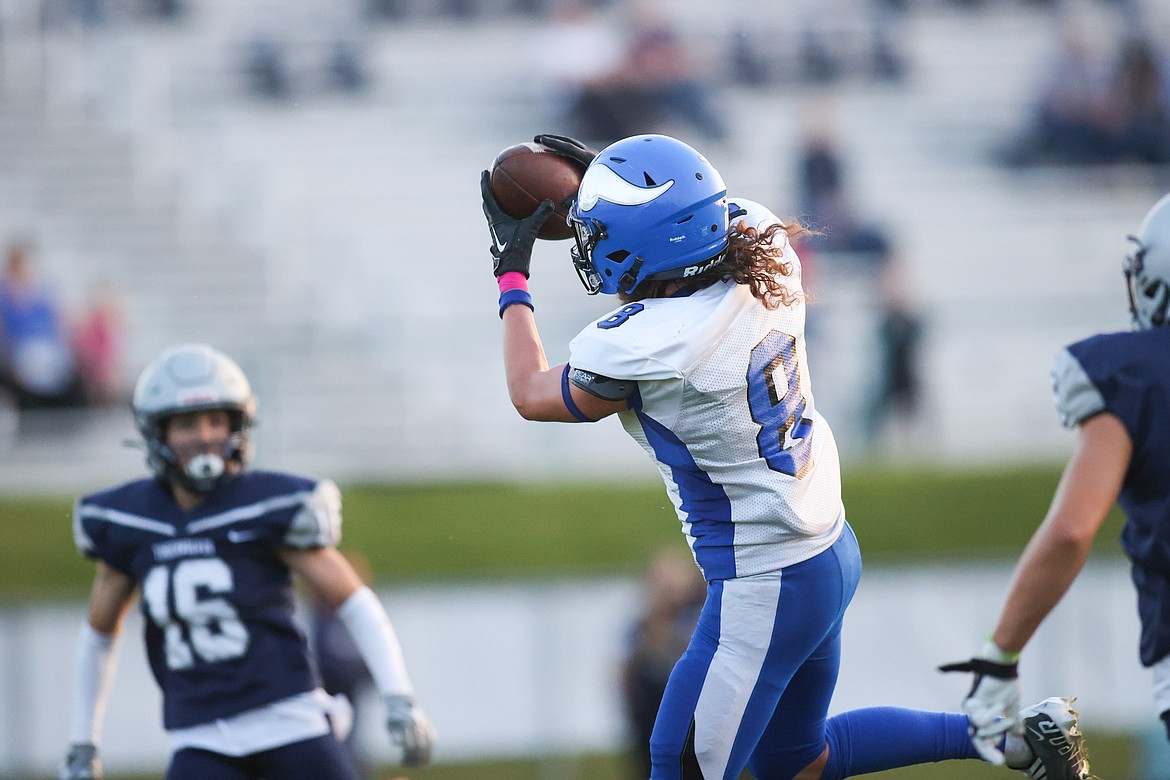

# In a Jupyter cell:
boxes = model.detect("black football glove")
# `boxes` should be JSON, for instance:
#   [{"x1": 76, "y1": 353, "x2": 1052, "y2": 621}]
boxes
[
  {"x1": 533, "y1": 134, "x2": 598, "y2": 169},
  {"x1": 481, "y1": 169, "x2": 554, "y2": 279}
]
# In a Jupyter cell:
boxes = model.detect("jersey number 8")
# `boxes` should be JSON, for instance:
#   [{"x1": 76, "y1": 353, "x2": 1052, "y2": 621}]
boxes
[{"x1": 747, "y1": 330, "x2": 814, "y2": 478}]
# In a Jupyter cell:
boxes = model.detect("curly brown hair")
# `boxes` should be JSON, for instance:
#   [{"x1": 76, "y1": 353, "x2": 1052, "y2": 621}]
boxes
[{"x1": 618, "y1": 219, "x2": 811, "y2": 309}]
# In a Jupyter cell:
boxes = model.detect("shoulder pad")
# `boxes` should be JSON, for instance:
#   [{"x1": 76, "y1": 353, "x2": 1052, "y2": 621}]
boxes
[
  {"x1": 283, "y1": 479, "x2": 342, "y2": 549},
  {"x1": 1050, "y1": 347, "x2": 1106, "y2": 428}
]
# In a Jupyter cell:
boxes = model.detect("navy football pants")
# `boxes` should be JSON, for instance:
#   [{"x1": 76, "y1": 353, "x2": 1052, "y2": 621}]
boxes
[{"x1": 167, "y1": 734, "x2": 358, "y2": 780}]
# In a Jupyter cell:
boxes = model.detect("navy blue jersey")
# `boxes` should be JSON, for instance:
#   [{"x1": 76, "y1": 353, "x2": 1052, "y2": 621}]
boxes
[
  {"x1": 73, "y1": 470, "x2": 343, "y2": 729},
  {"x1": 1051, "y1": 327, "x2": 1170, "y2": 666}
]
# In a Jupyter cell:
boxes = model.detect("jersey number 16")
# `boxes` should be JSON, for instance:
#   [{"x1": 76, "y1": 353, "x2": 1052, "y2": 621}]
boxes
[{"x1": 143, "y1": 558, "x2": 250, "y2": 670}]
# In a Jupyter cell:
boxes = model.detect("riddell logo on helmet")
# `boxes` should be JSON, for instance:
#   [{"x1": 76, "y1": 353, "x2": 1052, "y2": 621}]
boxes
[
  {"x1": 683, "y1": 256, "x2": 723, "y2": 277},
  {"x1": 177, "y1": 389, "x2": 216, "y2": 405}
]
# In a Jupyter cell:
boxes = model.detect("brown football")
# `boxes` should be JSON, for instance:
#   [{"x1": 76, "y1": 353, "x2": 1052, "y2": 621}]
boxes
[{"x1": 488, "y1": 142, "x2": 585, "y2": 241}]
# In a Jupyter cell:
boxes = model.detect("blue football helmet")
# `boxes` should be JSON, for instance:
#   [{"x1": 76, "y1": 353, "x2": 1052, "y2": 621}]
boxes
[{"x1": 568, "y1": 135, "x2": 728, "y2": 295}]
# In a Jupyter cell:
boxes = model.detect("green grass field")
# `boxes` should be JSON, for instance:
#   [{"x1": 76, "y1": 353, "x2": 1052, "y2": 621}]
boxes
[
  {"x1": 0, "y1": 462, "x2": 1127, "y2": 601},
  {"x1": 2, "y1": 464, "x2": 1137, "y2": 778},
  {"x1": 67, "y1": 738, "x2": 1133, "y2": 780}
]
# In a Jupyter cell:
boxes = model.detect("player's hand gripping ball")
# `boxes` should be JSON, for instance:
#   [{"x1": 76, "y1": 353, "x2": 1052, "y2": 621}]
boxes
[{"x1": 488, "y1": 142, "x2": 585, "y2": 241}]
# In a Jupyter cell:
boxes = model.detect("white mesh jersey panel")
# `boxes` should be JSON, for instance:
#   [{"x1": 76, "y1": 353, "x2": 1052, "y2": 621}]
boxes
[{"x1": 573, "y1": 243, "x2": 844, "y2": 578}]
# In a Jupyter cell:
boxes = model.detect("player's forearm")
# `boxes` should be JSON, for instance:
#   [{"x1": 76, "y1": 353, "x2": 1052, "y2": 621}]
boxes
[
  {"x1": 993, "y1": 415, "x2": 1128, "y2": 653},
  {"x1": 69, "y1": 622, "x2": 121, "y2": 746},
  {"x1": 501, "y1": 307, "x2": 571, "y2": 421},
  {"x1": 337, "y1": 586, "x2": 415, "y2": 698},
  {"x1": 992, "y1": 520, "x2": 1092, "y2": 653}
]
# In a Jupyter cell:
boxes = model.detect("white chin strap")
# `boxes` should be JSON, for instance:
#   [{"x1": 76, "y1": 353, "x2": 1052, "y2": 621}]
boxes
[{"x1": 185, "y1": 453, "x2": 225, "y2": 482}]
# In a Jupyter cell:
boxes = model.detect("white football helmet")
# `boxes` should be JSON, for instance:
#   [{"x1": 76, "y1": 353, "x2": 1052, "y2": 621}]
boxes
[
  {"x1": 132, "y1": 344, "x2": 257, "y2": 492},
  {"x1": 1126, "y1": 193, "x2": 1170, "y2": 330}
]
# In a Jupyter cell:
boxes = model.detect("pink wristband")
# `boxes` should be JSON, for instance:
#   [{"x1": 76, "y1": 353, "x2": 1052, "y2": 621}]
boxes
[{"x1": 497, "y1": 271, "x2": 529, "y2": 293}]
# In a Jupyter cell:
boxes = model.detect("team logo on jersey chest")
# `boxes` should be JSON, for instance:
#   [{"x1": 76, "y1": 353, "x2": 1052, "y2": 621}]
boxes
[{"x1": 153, "y1": 537, "x2": 215, "y2": 562}]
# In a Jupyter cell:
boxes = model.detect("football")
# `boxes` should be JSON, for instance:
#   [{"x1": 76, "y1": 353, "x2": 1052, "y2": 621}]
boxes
[{"x1": 488, "y1": 142, "x2": 586, "y2": 241}]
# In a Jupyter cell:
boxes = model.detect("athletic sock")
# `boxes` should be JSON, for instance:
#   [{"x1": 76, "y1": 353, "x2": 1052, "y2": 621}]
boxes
[{"x1": 822, "y1": 708, "x2": 979, "y2": 780}]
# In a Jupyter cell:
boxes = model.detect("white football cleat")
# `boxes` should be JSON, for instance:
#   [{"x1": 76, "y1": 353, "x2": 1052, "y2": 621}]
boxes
[{"x1": 1007, "y1": 697, "x2": 1092, "y2": 780}]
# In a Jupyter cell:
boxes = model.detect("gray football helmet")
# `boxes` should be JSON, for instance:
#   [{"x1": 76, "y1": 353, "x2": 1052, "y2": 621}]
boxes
[
  {"x1": 1125, "y1": 193, "x2": 1170, "y2": 330},
  {"x1": 132, "y1": 344, "x2": 257, "y2": 492}
]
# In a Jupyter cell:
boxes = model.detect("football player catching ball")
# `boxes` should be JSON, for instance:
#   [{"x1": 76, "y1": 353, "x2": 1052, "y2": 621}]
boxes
[{"x1": 482, "y1": 133, "x2": 1089, "y2": 780}]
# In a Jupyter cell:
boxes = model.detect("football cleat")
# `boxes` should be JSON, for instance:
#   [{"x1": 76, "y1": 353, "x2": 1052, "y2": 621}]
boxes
[{"x1": 1008, "y1": 697, "x2": 1092, "y2": 780}]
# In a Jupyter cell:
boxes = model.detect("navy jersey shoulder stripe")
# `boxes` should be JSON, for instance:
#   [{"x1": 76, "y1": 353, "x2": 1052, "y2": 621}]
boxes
[
  {"x1": 76, "y1": 503, "x2": 177, "y2": 537},
  {"x1": 186, "y1": 491, "x2": 311, "y2": 534}
]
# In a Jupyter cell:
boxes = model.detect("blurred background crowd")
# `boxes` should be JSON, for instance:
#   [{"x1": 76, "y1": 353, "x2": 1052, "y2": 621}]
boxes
[{"x1": 0, "y1": 0, "x2": 1166, "y2": 490}]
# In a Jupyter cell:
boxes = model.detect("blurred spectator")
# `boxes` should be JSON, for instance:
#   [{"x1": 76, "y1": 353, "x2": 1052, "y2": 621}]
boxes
[
  {"x1": 529, "y1": 0, "x2": 625, "y2": 134},
  {"x1": 997, "y1": 5, "x2": 1121, "y2": 167},
  {"x1": 70, "y1": 276, "x2": 126, "y2": 408},
  {"x1": 326, "y1": 39, "x2": 369, "y2": 92},
  {"x1": 620, "y1": 549, "x2": 705, "y2": 779},
  {"x1": 242, "y1": 2, "x2": 371, "y2": 101},
  {"x1": 1101, "y1": 37, "x2": 1170, "y2": 164},
  {"x1": 243, "y1": 33, "x2": 292, "y2": 99},
  {"x1": 999, "y1": 14, "x2": 1170, "y2": 168},
  {"x1": 139, "y1": 0, "x2": 185, "y2": 20},
  {"x1": 308, "y1": 550, "x2": 377, "y2": 779},
  {"x1": 0, "y1": 240, "x2": 87, "y2": 410},
  {"x1": 534, "y1": 1, "x2": 725, "y2": 145},
  {"x1": 727, "y1": 5, "x2": 908, "y2": 89},
  {"x1": 794, "y1": 98, "x2": 892, "y2": 261},
  {"x1": 862, "y1": 254, "x2": 924, "y2": 454},
  {"x1": 727, "y1": 26, "x2": 770, "y2": 87}
]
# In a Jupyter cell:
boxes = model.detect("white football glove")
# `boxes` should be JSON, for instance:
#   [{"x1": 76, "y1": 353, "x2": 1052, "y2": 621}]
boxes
[
  {"x1": 939, "y1": 640, "x2": 1022, "y2": 765},
  {"x1": 385, "y1": 694, "x2": 435, "y2": 767},
  {"x1": 60, "y1": 743, "x2": 101, "y2": 780}
]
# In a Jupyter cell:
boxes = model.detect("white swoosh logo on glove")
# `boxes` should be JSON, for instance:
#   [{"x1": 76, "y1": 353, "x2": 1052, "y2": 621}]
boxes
[{"x1": 577, "y1": 163, "x2": 674, "y2": 212}]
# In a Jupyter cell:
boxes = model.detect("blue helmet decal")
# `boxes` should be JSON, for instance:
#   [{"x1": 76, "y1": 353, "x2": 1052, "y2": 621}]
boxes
[{"x1": 569, "y1": 135, "x2": 728, "y2": 296}]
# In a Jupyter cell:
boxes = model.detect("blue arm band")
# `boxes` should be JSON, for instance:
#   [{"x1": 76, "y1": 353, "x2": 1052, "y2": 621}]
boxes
[
  {"x1": 498, "y1": 289, "x2": 534, "y2": 318},
  {"x1": 561, "y1": 365, "x2": 592, "y2": 423}
]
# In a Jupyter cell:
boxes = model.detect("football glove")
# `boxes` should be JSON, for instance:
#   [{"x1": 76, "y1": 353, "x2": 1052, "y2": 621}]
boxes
[
  {"x1": 385, "y1": 694, "x2": 435, "y2": 767},
  {"x1": 939, "y1": 641, "x2": 1022, "y2": 765},
  {"x1": 533, "y1": 133, "x2": 599, "y2": 169},
  {"x1": 60, "y1": 743, "x2": 101, "y2": 780},
  {"x1": 481, "y1": 169, "x2": 554, "y2": 279}
]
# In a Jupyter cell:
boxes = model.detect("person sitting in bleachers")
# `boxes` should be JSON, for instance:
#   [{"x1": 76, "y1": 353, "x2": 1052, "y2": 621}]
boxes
[{"x1": 0, "y1": 240, "x2": 87, "y2": 410}]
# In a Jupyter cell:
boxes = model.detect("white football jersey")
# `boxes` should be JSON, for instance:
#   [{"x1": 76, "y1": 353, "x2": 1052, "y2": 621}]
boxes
[{"x1": 568, "y1": 200, "x2": 844, "y2": 580}]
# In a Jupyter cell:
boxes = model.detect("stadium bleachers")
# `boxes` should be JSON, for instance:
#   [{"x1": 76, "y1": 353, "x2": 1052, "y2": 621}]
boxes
[{"x1": 0, "y1": 0, "x2": 1167, "y2": 489}]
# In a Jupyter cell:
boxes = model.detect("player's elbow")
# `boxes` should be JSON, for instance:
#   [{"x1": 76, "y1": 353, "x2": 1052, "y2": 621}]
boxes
[
  {"x1": 510, "y1": 394, "x2": 545, "y2": 421},
  {"x1": 509, "y1": 385, "x2": 562, "y2": 422},
  {"x1": 1041, "y1": 513, "x2": 1099, "y2": 554}
]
